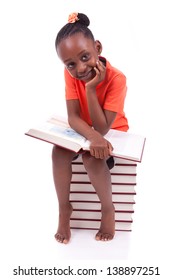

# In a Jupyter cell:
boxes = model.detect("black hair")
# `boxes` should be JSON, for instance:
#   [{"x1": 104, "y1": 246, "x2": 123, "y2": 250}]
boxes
[{"x1": 55, "y1": 13, "x2": 95, "y2": 48}]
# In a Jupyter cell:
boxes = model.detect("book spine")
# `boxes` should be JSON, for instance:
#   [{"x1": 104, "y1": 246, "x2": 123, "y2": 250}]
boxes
[
  {"x1": 72, "y1": 162, "x2": 137, "y2": 174},
  {"x1": 71, "y1": 209, "x2": 133, "y2": 221},
  {"x1": 70, "y1": 201, "x2": 135, "y2": 211},
  {"x1": 70, "y1": 192, "x2": 136, "y2": 203},
  {"x1": 70, "y1": 219, "x2": 132, "y2": 231},
  {"x1": 71, "y1": 173, "x2": 136, "y2": 184}
]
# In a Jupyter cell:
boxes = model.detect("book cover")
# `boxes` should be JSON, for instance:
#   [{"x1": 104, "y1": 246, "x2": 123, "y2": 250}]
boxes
[
  {"x1": 71, "y1": 209, "x2": 134, "y2": 221},
  {"x1": 70, "y1": 201, "x2": 135, "y2": 212},
  {"x1": 72, "y1": 162, "x2": 137, "y2": 174},
  {"x1": 69, "y1": 192, "x2": 136, "y2": 203},
  {"x1": 70, "y1": 219, "x2": 132, "y2": 231},
  {"x1": 70, "y1": 182, "x2": 136, "y2": 194},
  {"x1": 71, "y1": 173, "x2": 136, "y2": 184}
]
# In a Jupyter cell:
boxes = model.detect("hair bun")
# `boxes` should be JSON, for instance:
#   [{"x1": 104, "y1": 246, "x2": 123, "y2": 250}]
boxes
[{"x1": 78, "y1": 13, "x2": 90, "y2": 27}]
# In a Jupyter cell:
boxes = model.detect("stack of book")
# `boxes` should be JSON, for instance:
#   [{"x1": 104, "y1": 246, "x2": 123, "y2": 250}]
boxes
[
  {"x1": 70, "y1": 156, "x2": 137, "y2": 232},
  {"x1": 25, "y1": 116, "x2": 145, "y2": 232}
]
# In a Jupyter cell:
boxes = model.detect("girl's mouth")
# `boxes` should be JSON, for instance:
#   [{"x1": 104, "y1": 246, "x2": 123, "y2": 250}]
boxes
[{"x1": 77, "y1": 69, "x2": 95, "y2": 81}]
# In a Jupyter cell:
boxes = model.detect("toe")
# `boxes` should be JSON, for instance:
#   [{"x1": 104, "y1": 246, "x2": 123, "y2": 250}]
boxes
[
  {"x1": 63, "y1": 238, "x2": 69, "y2": 244},
  {"x1": 55, "y1": 233, "x2": 61, "y2": 242},
  {"x1": 95, "y1": 232, "x2": 114, "y2": 241},
  {"x1": 95, "y1": 231, "x2": 102, "y2": 241},
  {"x1": 55, "y1": 233, "x2": 63, "y2": 243},
  {"x1": 101, "y1": 233, "x2": 113, "y2": 241},
  {"x1": 55, "y1": 233, "x2": 69, "y2": 244}
]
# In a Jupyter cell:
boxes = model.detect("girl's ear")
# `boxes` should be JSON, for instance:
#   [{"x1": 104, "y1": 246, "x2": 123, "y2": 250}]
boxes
[{"x1": 95, "y1": 40, "x2": 102, "y2": 55}]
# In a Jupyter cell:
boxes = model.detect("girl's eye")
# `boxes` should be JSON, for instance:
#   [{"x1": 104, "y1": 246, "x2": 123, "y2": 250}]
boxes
[
  {"x1": 82, "y1": 54, "x2": 90, "y2": 61},
  {"x1": 66, "y1": 62, "x2": 75, "y2": 70}
]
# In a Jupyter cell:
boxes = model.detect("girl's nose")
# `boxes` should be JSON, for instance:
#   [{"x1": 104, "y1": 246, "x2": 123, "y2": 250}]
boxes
[{"x1": 77, "y1": 61, "x2": 87, "y2": 75}]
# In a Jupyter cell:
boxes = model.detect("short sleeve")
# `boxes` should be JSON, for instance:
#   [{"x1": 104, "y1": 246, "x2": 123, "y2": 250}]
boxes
[
  {"x1": 64, "y1": 69, "x2": 78, "y2": 100},
  {"x1": 103, "y1": 73, "x2": 127, "y2": 114}
]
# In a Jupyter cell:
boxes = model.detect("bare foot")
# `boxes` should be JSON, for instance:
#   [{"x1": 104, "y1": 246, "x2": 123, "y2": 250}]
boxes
[
  {"x1": 95, "y1": 205, "x2": 115, "y2": 241},
  {"x1": 55, "y1": 204, "x2": 73, "y2": 244}
]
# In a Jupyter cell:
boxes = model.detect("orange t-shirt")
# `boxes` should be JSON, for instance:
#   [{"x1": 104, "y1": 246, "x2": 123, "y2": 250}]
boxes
[{"x1": 65, "y1": 57, "x2": 129, "y2": 131}]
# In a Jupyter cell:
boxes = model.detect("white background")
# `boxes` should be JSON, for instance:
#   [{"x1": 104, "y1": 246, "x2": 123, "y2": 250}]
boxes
[{"x1": 0, "y1": 0, "x2": 173, "y2": 278}]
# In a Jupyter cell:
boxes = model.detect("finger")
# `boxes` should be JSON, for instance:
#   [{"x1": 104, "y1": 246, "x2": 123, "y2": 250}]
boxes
[
  {"x1": 96, "y1": 60, "x2": 105, "y2": 71},
  {"x1": 103, "y1": 148, "x2": 110, "y2": 158},
  {"x1": 94, "y1": 66, "x2": 100, "y2": 76},
  {"x1": 108, "y1": 142, "x2": 113, "y2": 155},
  {"x1": 99, "y1": 150, "x2": 105, "y2": 159},
  {"x1": 90, "y1": 148, "x2": 95, "y2": 157},
  {"x1": 90, "y1": 148, "x2": 103, "y2": 159},
  {"x1": 94, "y1": 149, "x2": 101, "y2": 159},
  {"x1": 91, "y1": 147, "x2": 105, "y2": 159}
]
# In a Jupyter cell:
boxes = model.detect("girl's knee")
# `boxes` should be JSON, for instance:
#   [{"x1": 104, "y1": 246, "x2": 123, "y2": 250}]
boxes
[
  {"x1": 52, "y1": 145, "x2": 61, "y2": 161},
  {"x1": 82, "y1": 152, "x2": 91, "y2": 165},
  {"x1": 52, "y1": 145, "x2": 76, "y2": 163},
  {"x1": 82, "y1": 152, "x2": 101, "y2": 170}
]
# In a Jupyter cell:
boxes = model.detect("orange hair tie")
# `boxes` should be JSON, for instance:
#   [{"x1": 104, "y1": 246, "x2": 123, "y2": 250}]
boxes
[{"x1": 68, "y1": 12, "x2": 79, "y2": 23}]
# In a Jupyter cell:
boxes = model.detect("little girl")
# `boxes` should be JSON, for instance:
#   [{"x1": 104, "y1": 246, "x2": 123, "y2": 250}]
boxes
[{"x1": 52, "y1": 12, "x2": 129, "y2": 244}]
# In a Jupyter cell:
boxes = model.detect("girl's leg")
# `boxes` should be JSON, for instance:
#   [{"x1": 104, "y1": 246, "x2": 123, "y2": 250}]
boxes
[
  {"x1": 52, "y1": 145, "x2": 76, "y2": 244},
  {"x1": 82, "y1": 152, "x2": 115, "y2": 241}
]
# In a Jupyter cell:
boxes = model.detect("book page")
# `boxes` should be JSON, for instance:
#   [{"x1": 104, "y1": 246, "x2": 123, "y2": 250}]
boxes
[
  {"x1": 38, "y1": 121, "x2": 88, "y2": 146},
  {"x1": 48, "y1": 115, "x2": 69, "y2": 127},
  {"x1": 104, "y1": 130, "x2": 145, "y2": 161}
]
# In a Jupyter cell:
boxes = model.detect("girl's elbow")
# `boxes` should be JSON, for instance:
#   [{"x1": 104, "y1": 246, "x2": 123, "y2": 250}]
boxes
[
  {"x1": 97, "y1": 127, "x2": 109, "y2": 136},
  {"x1": 68, "y1": 117, "x2": 74, "y2": 128},
  {"x1": 68, "y1": 115, "x2": 79, "y2": 129}
]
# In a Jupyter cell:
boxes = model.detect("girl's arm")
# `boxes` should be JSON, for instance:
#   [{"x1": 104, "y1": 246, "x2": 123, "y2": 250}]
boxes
[
  {"x1": 66, "y1": 99, "x2": 113, "y2": 159},
  {"x1": 85, "y1": 60, "x2": 116, "y2": 135}
]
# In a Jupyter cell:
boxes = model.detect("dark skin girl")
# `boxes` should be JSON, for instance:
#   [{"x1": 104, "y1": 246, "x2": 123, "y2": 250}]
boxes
[{"x1": 52, "y1": 32, "x2": 116, "y2": 243}]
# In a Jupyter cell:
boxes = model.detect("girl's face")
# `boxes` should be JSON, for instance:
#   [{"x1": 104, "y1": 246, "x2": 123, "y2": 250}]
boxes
[{"x1": 57, "y1": 33, "x2": 102, "y2": 82}]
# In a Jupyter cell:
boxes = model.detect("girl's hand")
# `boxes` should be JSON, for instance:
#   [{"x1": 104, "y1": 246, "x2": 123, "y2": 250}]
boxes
[
  {"x1": 86, "y1": 60, "x2": 106, "y2": 89},
  {"x1": 89, "y1": 134, "x2": 113, "y2": 159}
]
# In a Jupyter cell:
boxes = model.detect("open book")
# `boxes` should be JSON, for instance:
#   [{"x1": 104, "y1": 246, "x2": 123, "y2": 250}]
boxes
[{"x1": 25, "y1": 116, "x2": 146, "y2": 162}]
